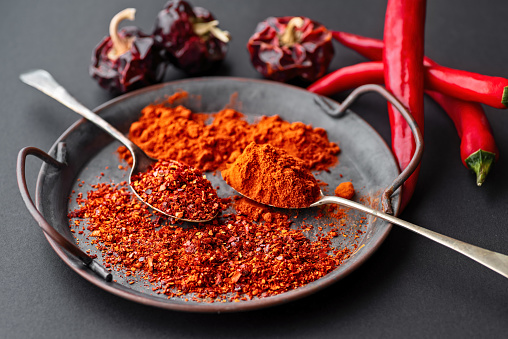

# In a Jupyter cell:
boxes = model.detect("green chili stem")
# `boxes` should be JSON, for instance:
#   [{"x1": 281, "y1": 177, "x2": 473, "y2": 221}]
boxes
[
  {"x1": 465, "y1": 149, "x2": 496, "y2": 186},
  {"x1": 501, "y1": 86, "x2": 508, "y2": 108}
]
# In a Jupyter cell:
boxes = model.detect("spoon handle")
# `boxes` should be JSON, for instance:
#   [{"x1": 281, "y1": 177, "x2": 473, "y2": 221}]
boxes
[
  {"x1": 19, "y1": 69, "x2": 138, "y2": 153},
  {"x1": 313, "y1": 195, "x2": 508, "y2": 278}
]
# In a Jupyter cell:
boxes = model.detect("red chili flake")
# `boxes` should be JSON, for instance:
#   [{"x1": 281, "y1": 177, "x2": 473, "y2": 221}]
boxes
[
  {"x1": 130, "y1": 160, "x2": 221, "y2": 221},
  {"x1": 68, "y1": 182, "x2": 352, "y2": 302}
]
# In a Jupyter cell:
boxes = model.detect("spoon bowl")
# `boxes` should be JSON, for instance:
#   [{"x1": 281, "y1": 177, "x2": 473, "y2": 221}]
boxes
[{"x1": 20, "y1": 69, "x2": 218, "y2": 222}]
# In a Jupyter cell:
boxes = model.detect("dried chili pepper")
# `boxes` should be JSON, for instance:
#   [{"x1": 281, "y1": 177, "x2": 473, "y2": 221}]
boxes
[
  {"x1": 130, "y1": 160, "x2": 221, "y2": 220},
  {"x1": 152, "y1": 0, "x2": 230, "y2": 74},
  {"x1": 320, "y1": 31, "x2": 499, "y2": 185},
  {"x1": 247, "y1": 16, "x2": 334, "y2": 82},
  {"x1": 90, "y1": 8, "x2": 166, "y2": 93}
]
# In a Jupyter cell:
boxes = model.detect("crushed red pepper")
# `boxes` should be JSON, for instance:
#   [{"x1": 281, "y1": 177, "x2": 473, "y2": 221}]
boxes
[
  {"x1": 234, "y1": 196, "x2": 288, "y2": 224},
  {"x1": 69, "y1": 182, "x2": 351, "y2": 301},
  {"x1": 130, "y1": 160, "x2": 220, "y2": 220}
]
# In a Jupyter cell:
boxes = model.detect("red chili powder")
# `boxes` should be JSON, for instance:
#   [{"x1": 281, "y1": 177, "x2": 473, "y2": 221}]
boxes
[
  {"x1": 334, "y1": 182, "x2": 355, "y2": 200},
  {"x1": 222, "y1": 143, "x2": 321, "y2": 209},
  {"x1": 69, "y1": 97, "x2": 355, "y2": 303},
  {"x1": 117, "y1": 94, "x2": 340, "y2": 172}
]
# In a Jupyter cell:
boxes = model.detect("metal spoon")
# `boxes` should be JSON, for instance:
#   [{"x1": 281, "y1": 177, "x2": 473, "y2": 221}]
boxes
[
  {"x1": 20, "y1": 69, "x2": 217, "y2": 222},
  {"x1": 238, "y1": 189, "x2": 508, "y2": 279}
]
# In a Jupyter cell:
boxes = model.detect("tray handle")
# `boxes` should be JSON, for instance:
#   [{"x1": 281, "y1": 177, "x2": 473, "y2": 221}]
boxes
[
  {"x1": 314, "y1": 84, "x2": 424, "y2": 215},
  {"x1": 17, "y1": 146, "x2": 112, "y2": 282}
]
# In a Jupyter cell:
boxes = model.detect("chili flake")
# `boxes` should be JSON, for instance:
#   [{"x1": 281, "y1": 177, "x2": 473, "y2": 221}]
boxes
[
  {"x1": 130, "y1": 160, "x2": 221, "y2": 221},
  {"x1": 69, "y1": 182, "x2": 352, "y2": 302}
]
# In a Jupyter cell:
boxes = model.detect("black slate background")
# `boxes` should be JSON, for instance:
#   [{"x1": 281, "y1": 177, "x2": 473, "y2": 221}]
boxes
[{"x1": 2, "y1": 0, "x2": 508, "y2": 338}]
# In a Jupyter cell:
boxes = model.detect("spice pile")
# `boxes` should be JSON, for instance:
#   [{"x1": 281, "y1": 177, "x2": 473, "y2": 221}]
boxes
[
  {"x1": 69, "y1": 97, "x2": 359, "y2": 303},
  {"x1": 117, "y1": 92, "x2": 340, "y2": 172},
  {"x1": 70, "y1": 182, "x2": 351, "y2": 302},
  {"x1": 222, "y1": 142, "x2": 320, "y2": 208},
  {"x1": 130, "y1": 160, "x2": 220, "y2": 221}
]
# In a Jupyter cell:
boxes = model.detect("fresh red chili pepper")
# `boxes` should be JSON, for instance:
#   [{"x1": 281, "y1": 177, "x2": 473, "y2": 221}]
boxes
[
  {"x1": 247, "y1": 16, "x2": 334, "y2": 82},
  {"x1": 331, "y1": 31, "x2": 384, "y2": 61},
  {"x1": 152, "y1": 0, "x2": 230, "y2": 75},
  {"x1": 307, "y1": 62, "x2": 384, "y2": 96},
  {"x1": 311, "y1": 2, "x2": 426, "y2": 211},
  {"x1": 332, "y1": 30, "x2": 508, "y2": 109},
  {"x1": 426, "y1": 91, "x2": 498, "y2": 185},
  {"x1": 90, "y1": 9, "x2": 166, "y2": 93},
  {"x1": 383, "y1": 0, "x2": 426, "y2": 211},
  {"x1": 325, "y1": 31, "x2": 499, "y2": 185},
  {"x1": 425, "y1": 65, "x2": 508, "y2": 109}
]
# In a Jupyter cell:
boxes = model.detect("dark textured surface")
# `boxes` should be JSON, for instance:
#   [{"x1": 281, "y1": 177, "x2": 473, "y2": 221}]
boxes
[{"x1": 2, "y1": 0, "x2": 508, "y2": 337}]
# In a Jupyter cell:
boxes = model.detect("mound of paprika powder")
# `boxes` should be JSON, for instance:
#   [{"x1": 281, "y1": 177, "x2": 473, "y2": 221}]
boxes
[
  {"x1": 117, "y1": 94, "x2": 340, "y2": 172},
  {"x1": 222, "y1": 142, "x2": 321, "y2": 209}
]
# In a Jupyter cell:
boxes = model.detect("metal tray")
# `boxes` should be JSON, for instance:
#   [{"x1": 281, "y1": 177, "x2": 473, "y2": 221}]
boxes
[{"x1": 17, "y1": 78, "x2": 417, "y2": 313}]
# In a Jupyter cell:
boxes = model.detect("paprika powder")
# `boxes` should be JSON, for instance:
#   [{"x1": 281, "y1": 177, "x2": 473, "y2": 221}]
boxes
[
  {"x1": 222, "y1": 142, "x2": 320, "y2": 208},
  {"x1": 334, "y1": 182, "x2": 355, "y2": 200},
  {"x1": 117, "y1": 93, "x2": 340, "y2": 172}
]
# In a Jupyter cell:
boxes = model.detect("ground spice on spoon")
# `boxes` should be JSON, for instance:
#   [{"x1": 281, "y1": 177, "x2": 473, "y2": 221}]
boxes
[{"x1": 222, "y1": 142, "x2": 320, "y2": 208}]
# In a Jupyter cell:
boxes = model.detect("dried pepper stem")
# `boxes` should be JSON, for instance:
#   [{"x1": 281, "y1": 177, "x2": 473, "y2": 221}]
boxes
[
  {"x1": 279, "y1": 17, "x2": 304, "y2": 46},
  {"x1": 193, "y1": 20, "x2": 230, "y2": 43},
  {"x1": 107, "y1": 8, "x2": 136, "y2": 60}
]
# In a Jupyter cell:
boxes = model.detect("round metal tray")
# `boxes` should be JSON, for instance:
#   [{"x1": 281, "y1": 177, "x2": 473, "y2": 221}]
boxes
[{"x1": 20, "y1": 78, "x2": 401, "y2": 312}]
